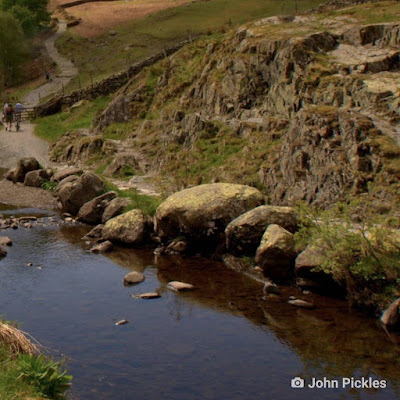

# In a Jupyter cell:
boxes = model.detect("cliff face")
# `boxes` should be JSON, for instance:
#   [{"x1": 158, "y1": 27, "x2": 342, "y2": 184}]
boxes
[{"x1": 51, "y1": 4, "x2": 400, "y2": 205}]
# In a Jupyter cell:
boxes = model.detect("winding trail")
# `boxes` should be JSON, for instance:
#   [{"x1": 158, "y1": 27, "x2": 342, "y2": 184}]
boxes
[{"x1": 0, "y1": 21, "x2": 77, "y2": 169}]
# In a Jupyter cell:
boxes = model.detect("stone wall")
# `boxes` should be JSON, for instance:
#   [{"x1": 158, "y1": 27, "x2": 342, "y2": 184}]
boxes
[{"x1": 36, "y1": 39, "x2": 192, "y2": 117}]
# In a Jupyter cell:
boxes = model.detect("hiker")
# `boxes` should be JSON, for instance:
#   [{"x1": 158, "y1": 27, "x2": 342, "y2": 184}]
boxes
[
  {"x1": 15, "y1": 102, "x2": 23, "y2": 130},
  {"x1": 46, "y1": 71, "x2": 50, "y2": 81},
  {"x1": 4, "y1": 103, "x2": 13, "y2": 132},
  {"x1": 2, "y1": 102, "x2": 8, "y2": 123}
]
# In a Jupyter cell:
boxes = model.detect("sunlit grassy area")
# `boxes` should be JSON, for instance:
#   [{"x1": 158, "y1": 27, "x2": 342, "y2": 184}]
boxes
[{"x1": 34, "y1": 96, "x2": 109, "y2": 142}]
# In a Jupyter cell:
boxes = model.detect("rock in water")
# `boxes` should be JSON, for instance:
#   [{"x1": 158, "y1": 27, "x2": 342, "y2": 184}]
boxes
[
  {"x1": 255, "y1": 224, "x2": 297, "y2": 281},
  {"x1": 90, "y1": 240, "x2": 113, "y2": 253},
  {"x1": 78, "y1": 191, "x2": 117, "y2": 224},
  {"x1": 226, "y1": 205, "x2": 298, "y2": 255},
  {"x1": 0, "y1": 237, "x2": 12, "y2": 246},
  {"x1": 131, "y1": 293, "x2": 161, "y2": 299},
  {"x1": 155, "y1": 183, "x2": 264, "y2": 248},
  {"x1": 381, "y1": 298, "x2": 400, "y2": 327},
  {"x1": 102, "y1": 209, "x2": 153, "y2": 245},
  {"x1": 123, "y1": 271, "x2": 145, "y2": 285},
  {"x1": 115, "y1": 320, "x2": 128, "y2": 326},
  {"x1": 167, "y1": 281, "x2": 195, "y2": 291},
  {"x1": 288, "y1": 299, "x2": 315, "y2": 309}
]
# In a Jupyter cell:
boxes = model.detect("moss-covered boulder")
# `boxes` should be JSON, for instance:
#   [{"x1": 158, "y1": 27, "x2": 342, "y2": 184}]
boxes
[
  {"x1": 155, "y1": 183, "x2": 264, "y2": 248},
  {"x1": 255, "y1": 224, "x2": 297, "y2": 281},
  {"x1": 102, "y1": 209, "x2": 153, "y2": 245},
  {"x1": 225, "y1": 205, "x2": 298, "y2": 255}
]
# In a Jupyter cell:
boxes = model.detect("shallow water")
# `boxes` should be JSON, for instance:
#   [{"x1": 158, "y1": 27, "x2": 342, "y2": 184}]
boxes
[{"x1": 0, "y1": 206, "x2": 399, "y2": 400}]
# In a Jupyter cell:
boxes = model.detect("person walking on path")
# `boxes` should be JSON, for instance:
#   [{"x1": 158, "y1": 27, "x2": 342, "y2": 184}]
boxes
[
  {"x1": 4, "y1": 103, "x2": 14, "y2": 132},
  {"x1": 15, "y1": 102, "x2": 23, "y2": 131}
]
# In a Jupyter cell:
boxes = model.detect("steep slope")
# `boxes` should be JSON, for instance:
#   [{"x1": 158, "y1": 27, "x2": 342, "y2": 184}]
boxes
[{"x1": 50, "y1": 1, "x2": 400, "y2": 205}]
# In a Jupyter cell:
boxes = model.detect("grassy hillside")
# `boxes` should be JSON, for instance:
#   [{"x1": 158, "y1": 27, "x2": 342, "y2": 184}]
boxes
[{"x1": 56, "y1": 0, "x2": 324, "y2": 91}]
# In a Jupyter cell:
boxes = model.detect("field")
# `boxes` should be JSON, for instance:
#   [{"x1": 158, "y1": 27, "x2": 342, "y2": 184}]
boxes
[
  {"x1": 53, "y1": 0, "x2": 189, "y2": 37},
  {"x1": 56, "y1": 0, "x2": 324, "y2": 91}
]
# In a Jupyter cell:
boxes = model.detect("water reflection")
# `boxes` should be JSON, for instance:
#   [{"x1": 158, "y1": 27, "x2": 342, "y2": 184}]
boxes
[{"x1": 0, "y1": 211, "x2": 398, "y2": 400}]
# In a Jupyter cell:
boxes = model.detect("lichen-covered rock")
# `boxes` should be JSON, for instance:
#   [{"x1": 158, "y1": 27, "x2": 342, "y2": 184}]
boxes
[
  {"x1": 255, "y1": 224, "x2": 296, "y2": 280},
  {"x1": 57, "y1": 172, "x2": 105, "y2": 215},
  {"x1": 24, "y1": 169, "x2": 53, "y2": 188},
  {"x1": 13, "y1": 158, "x2": 40, "y2": 183},
  {"x1": 225, "y1": 205, "x2": 298, "y2": 255},
  {"x1": 102, "y1": 197, "x2": 131, "y2": 223},
  {"x1": 77, "y1": 191, "x2": 117, "y2": 224},
  {"x1": 155, "y1": 183, "x2": 264, "y2": 247},
  {"x1": 102, "y1": 209, "x2": 153, "y2": 244}
]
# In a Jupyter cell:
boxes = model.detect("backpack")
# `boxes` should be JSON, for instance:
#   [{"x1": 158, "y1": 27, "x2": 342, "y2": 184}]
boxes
[{"x1": 6, "y1": 106, "x2": 12, "y2": 115}]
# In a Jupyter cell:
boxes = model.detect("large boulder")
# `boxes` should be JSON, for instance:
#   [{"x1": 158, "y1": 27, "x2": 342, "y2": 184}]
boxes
[
  {"x1": 102, "y1": 209, "x2": 153, "y2": 245},
  {"x1": 13, "y1": 158, "x2": 40, "y2": 183},
  {"x1": 57, "y1": 172, "x2": 105, "y2": 215},
  {"x1": 155, "y1": 183, "x2": 264, "y2": 247},
  {"x1": 225, "y1": 205, "x2": 298, "y2": 255},
  {"x1": 24, "y1": 169, "x2": 53, "y2": 188},
  {"x1": 255, "y1": 224, "x2": 297, "y2": 281},
  {"x1": 77, "y1": 191, "x2": 117, "y2": 224}
]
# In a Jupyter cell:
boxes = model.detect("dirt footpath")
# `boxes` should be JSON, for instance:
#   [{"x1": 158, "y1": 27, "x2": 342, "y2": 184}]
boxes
[{"x1": 0, "y1": 20, "x2": 76, "y2": 209}]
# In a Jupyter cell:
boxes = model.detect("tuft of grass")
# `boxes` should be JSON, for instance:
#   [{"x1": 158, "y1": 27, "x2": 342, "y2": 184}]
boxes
[
  {"x1": 103, "y1": 180, "x2": 162, "y2": 216},
  {"x1": 34, "y1": 96, "x2": 110, "y2": 143}
]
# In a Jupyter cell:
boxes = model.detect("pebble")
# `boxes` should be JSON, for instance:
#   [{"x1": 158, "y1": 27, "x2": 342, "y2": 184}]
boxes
[
  {"x1": 131, "y1": 292, "x2": 161, "y2": 299},
  {"x1": 288, "y1": 299, "x2": 315, "y2": 309},
  {"x1": 167, "y1": 281, "x2": 195, "y2": 292},
  {"x1": 115, "y1": 320, "x2": 128, "y2": 326},
  {"x1": 26, "y1": 263, "x2": 33, "y2": 267}
]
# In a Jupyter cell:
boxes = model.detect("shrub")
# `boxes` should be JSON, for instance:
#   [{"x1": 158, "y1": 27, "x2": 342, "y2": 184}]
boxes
[
  {"x1": 294, "y1": 198, "x2": 400, "y2": 309},
  {"x1": 16, "y1": 354, "x2": 72, "y2": 399}
]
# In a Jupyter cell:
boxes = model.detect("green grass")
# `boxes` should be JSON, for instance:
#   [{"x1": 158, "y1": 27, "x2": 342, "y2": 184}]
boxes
[
  {"x1": 34, "y1": 96, "x2": 109, "y2": 143},
  {"x1": 0, "y1": 346, "x2": 54, "y2": 400},
  {"x1": 103, "y1": 180, "x2": 162, "y2": 216},
  {"x1": 56, "y1": 0, "x2": 324, "y2": 91}
]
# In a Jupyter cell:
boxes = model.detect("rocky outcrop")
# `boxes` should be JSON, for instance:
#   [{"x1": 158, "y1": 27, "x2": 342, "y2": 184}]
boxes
[
  {"x1": 102, "y1": 209, "x2": 153, "y2": 245},
  {"x1": 255, "y1": 224, "x2": 297, "y2": 281},
  {"x1": 64, "y1": 16, "x2": 399, "y2": 207},
  {"x1": 225, "y1": 205, "x2": 298, "y2": 255},
  {"x1": 77, "y1": 191, "x2": 117, "y2": 224},
  {"x1": 57, "y1": 172, "x2": 105, "y2": 215},
  {"x1": 154, "y1": 183, "x2": 264, "y2": 248}
]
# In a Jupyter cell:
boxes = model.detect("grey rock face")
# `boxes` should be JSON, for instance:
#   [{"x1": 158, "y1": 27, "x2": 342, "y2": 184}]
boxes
[
  {"x1": 57, "y1": 172, "x2": 105, "y2": 215},
  {"x1": 255, "y1": 224, "x2": 297, "y2": 281},
  {"x1": 226, "y1": 205, "x2": 298, "y2": 255},
  {"x1": 78, "y1": 191, "x2": 117, "y2": 224}
]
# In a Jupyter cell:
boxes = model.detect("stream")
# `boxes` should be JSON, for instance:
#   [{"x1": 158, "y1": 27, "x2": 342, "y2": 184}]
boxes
[{"x1": 0, "y1": 205, "x2": 400, "y2": 400}]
